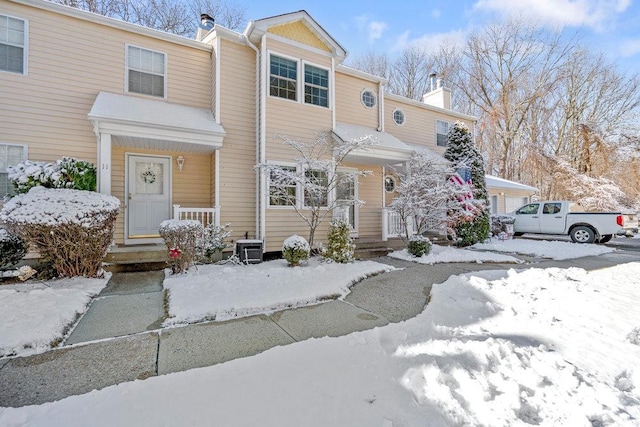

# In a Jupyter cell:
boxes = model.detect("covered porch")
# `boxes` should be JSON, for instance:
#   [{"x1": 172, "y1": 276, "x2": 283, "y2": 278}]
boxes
[{"x1": 88, "y1": 92, "x2": 226, "y2": 246}]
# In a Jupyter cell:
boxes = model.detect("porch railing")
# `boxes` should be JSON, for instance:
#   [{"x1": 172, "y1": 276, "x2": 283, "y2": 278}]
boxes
[
  {"x1": 173, "y1": 205, "x2": 219, "y2": 227},
  {"x1": 382, "y1": 207, "x2": 416, "y2": 241}
]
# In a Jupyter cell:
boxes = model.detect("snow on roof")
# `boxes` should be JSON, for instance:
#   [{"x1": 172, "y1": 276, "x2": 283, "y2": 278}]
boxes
[
  {"x1": 333, "y1": 123, "x2": 414, "y2": 153},
  {"x1": 485, "y1": 175, "x2": 538, "y2": 192},
  {"x1": 88, "y1": 92, "x2": 225, "y2": 135}
]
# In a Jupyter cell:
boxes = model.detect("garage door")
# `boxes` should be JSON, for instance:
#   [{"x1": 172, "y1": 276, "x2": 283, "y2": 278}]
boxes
[{"x1": 505, "y1": 196, "x2": 529, "y2": 213}]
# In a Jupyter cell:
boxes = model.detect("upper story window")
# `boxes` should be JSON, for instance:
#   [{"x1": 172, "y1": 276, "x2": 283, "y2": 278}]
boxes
[
  {"x1": 361, "y1": 89, "x2": 376, "y2": 108},
  {"x1": 436, "y1": 120, "x2": 450, "y2": 147},
  {"x1": 270, "y1": 55, "x2": 297, "y2": 101},
  {"x1": 0, "y1": 14, "x2": 27, "y2": 75},
  {"x1": 127, "y1": 46, "x2": 166, "y2": 98},
  {"x1": 304, "y1": 64, "x2": 328, "y2": 107},
  {"x1": 0, "y1": 143, "x2": 26, "y2": 199},
  {"x1": 393, "y1": 109, "x2": 405, "y2": 126}
]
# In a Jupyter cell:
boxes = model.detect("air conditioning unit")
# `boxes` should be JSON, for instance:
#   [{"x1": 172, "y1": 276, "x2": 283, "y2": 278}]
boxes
[{"x1": 234, "y1": 239, "x2": 263, "y2": 264}]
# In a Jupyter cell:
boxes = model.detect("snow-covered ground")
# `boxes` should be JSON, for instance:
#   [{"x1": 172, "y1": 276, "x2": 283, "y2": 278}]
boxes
[
  {"x1": 0, "y1": 276, "x2": 109, "y2": 357},
  {"x1": 473, "y1": 238, "x2": 615, "y2": 260},
  {"x1": 164, "y1": 259, "x2": 394, "y2": 325},
  {"x1": 2, "y1": 259, "x2": 639, "y2": 426},
  {"x1": 389, "y1": 241, "x2": 523, "y2": 264}
]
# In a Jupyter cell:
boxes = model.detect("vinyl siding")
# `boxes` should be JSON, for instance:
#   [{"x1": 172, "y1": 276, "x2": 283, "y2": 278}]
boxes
[
  {"x1": 335, "y1": 72, "x2": 379, "y2": 129},
  {"x1": 217, "y1": 38, "x2": 258, "y2": 243},
  {"x1": 0, "y1": 2, "x2": 211, "y2": 167}
]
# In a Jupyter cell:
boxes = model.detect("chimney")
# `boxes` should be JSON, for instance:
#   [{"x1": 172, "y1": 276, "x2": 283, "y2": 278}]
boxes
[
  {"x1": 196, "y1": 13, "x2": 215, "y2": 41},
  {"x1": 423, "y1": 71, "x2": 452, "y2": 110}
]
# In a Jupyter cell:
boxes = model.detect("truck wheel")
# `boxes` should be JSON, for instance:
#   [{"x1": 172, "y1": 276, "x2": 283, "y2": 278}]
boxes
[
  {"x1": 598, "y1": 234, "x2": 612, "y2": 243},
  {"x1": 570, "y1": 226, "x2": 595, "y2": 243}
]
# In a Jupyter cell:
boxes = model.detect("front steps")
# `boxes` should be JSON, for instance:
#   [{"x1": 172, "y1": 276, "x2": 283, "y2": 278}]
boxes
[
  {"x1": 354, "y1": 238, "x2": 405, "y2": 259},
  {"x1": 103, "y1": 244, "x2": 168, "y2": 272}
]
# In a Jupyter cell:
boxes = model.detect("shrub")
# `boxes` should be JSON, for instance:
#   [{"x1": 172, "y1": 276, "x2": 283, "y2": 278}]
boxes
[
  {"x1": 490, "y1": 214, "x2": 516, "y2": 238},
  {"x1": 0, "y1": 187, "x2": 119, "y2": 278},
  {"x1": 325, "y1": 219, "x2": 355, "y2": 263},
  {"x1": 282, "y1": 235, "x2": 310, "y2": 266},
  {"x1": 160, "y1": 219, "x2": 203, "y2": 274},
  {"x1": 0, "y1": 226, "x2": 27, "y2": 271},
  {"x1": 8, "y1": 157, "x2": 97, "y2": 195},
  {"x1": 198, "y1": 223, "x2": 232, "y2": 263},
  {"x1": 455, "y1": 211, "x2": 491, "y2": 246},
  {"x1": 407, "y1": 235, "x2": 432, "y2": 257}
]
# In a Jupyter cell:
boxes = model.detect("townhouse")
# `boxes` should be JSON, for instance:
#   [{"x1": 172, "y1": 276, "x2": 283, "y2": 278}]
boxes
[{"x1": 1, "y1": 0, "x2": 483, "y2": 253}]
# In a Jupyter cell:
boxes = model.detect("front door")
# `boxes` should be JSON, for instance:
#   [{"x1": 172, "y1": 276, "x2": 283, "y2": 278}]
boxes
[
  {"x1": 126, "y1": 155, "x2": 171, "y2": 242},
  {"x1": 335, "y1": 170, "x2": 358, "y2": 234}
]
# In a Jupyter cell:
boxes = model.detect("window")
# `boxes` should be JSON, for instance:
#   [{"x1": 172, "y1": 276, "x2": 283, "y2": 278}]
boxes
[
  {"x1": 127, "y1": 46, "x2": 166, "y2": 97},
  {"x1": 384, "y1": 176, "x2": 396, "y2": 193},
  {"x1": 516, "y1": 203, "x2": 539, "y2": 215},
  {"x1": 0, "y1": 144, "x2": 26, "y2": 198},
  {"x1": 304, "y1": 169, "x2": 328, "y2": 207},
  {"x1": 304, "y1": 64, "x2": 328, "y2": 107},
  {"x1": 270, "y1": 55, "x2": 297, "y2": 101},
  {"x1": 490, "y1": 195, "x2": 498, "y2": 214},
  {"x1": 361, "y1": 89, "x2": 376, "y2": 108},
  {"x1": 393, "y1": 109, "x2": 405, "y2": 125},
  {"x1": 0, "y1": 14, "x2": 26, "y2": 74},
  {"x1": 268, "y1": 165, "x2": 297, "y2": 207},
  {"x1": 436, "y1": 120, "x2": 449, "y2": 147},
  {"x1": 543, "y1": 202, "x2": 561, "y2": 214}
]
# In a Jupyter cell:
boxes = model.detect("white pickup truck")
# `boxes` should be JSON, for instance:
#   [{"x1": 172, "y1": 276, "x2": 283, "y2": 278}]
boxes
[{"x1": 511, "y1": 201, "x2": 625, "y2": 243}]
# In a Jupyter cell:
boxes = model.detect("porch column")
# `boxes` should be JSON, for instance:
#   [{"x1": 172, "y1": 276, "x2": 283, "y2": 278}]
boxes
[
  {"x1": 97, "y1": 132, "x2": 112, "y2": 194},
  {"x1": 214, "y1": 149, "x2": 220, "y2": 226}
]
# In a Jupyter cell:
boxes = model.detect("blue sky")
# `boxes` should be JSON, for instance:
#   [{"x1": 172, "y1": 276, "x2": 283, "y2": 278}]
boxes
[{"x1": 243, "y1": 0, "x2": 640, "y2": 74}]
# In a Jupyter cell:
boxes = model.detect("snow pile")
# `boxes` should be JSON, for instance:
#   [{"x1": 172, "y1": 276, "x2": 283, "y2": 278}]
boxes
[
  {"x1": 389, "y1": 243, "x2": 522, "y2": 264},
  {"x1": 473, "y1": 237, "x2": 615, "y2": 259},
  {"x1": 0, "y1": 275, "x2": 109, "y2": 357},
  {"x1": 164, "y1": 258, "x2": 394, "y2": 325},
  {"x1": 2, "y1": 264, "x2": 639, "y2": 425},
  {"x1": 0, "y1": 187, "x2": 120, "y2": 227}
]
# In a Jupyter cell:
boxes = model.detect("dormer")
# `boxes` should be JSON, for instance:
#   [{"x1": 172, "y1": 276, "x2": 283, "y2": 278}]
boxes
[{"x1": 244, "y1": 10, "x2": 347, "y2": 63}]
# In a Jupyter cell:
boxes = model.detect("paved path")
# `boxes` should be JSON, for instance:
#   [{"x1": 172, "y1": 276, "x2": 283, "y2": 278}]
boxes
[{"x1": 1, "y1": 250, "x2": 639, "y2": 407}]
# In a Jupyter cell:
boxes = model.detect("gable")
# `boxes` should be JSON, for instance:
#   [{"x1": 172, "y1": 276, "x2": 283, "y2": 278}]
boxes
[{"x1": 267, "y1": 21, "x2": 332, "y2": 53}]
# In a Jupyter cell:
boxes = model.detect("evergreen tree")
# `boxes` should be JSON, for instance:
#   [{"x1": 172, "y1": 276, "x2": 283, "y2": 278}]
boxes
[{"x1": 444, "y1": 121, "x2": 490, "y2": 245}]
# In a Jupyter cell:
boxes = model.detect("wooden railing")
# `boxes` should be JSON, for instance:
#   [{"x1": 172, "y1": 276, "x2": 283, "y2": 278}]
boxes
[
  {"x1": 382, "y1": 207, "x2": 415, "y2": 241},
  {"x1": 173, "y1": 205, "x2": 219, "y2": 227}
]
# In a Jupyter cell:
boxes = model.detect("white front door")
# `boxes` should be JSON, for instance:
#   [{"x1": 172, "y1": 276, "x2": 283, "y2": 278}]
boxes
[
  {"x1": 126, "y1": 155, "x2": 171, "y2": 242},
  {"x1": 335, "y1": 170, "x2": 358, "y2": 234}
]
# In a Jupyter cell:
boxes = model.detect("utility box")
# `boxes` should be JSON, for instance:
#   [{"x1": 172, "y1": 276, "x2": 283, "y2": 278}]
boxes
[{"x1": 235, "y1": 239, "x2": 263, "y2": 264}]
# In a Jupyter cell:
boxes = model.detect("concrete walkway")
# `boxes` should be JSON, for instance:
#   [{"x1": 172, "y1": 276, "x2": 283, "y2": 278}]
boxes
[{"x1": 1, "y1": 251, "x2": 639, "y2": 407}]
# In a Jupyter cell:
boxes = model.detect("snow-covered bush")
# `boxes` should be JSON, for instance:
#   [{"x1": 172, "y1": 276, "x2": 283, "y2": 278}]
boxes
[
  {"x1": 198, "y1": 223, "x2": 232, "y2": 263},
  {"x1": 490, "y1": 215, "x2": 516, "y2": 238},
  {"x1": 0, "y1": 226, "x2": 27, "y2": 271},
  {"x1": 282, "y1": 235, "x2": 310, "y2": 267},
  {"x1": 8, "y1": 157, "x2": 97, "y2": 195},
  {"x1": 324, "y1": 219, "x2": 355, "y2": 263},
  {"x1": 160, "y1": 219, "x2": 203, "y2": 273},
  {"x1": 407, "y1": 235, "x2": 432, "y2": 257},
  {"x1": 0, "y1": 187, "x2": 119, "y2": 278}
]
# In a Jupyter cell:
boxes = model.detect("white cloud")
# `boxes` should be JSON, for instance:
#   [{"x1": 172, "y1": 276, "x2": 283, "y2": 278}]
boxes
[
  {"x1": 392, "y1": 29, "x2": 468, "y2": 54},
  {"x1": 473, "y1": 0, "x2": 631, "y2": 31},
  {"x1": 431, "y1": 8, "x2": 442, "y2": 19},
  {"x1": 368, "y1": 21, "x2": 389, "y2": 43}
]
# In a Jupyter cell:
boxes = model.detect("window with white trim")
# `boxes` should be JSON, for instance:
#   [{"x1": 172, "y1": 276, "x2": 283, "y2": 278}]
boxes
[
  {"x1": 304, "y1": 168, "x2": 328, "y2": 207},
  {"x1": 0, "y1": 14, "x2": 27, "y2": 74},
  {"x1": 268, "y1": 165, "x2": 297, "y2": 207},
  {"x1": 127, "y1": 45, "x2": 166, "y2": 97},
  {"x1": 361, "y1": 89, "x2": 376, "y2": 108},
  {"x1": 0, "y1": 143, "x2": 26, "y2": 198},
  {"x1": 270, "y1": 54, "x2": 297, "y2": 101},
  {"x1": 436, "y1": 120, "x2": 450, "y2": 147},
  {"x1": 393, "y1": 109, "x2": 405, "y2": 125},
  {"x1": 304, "y1": 64, "x2": 328, "y2": 107}
]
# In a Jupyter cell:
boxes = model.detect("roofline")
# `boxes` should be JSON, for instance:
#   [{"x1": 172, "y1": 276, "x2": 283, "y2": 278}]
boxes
[
  {"x1": 335, "y1": 65, "x2": 388, "y2": 84},
  {"x1": 485, "y1": 175, "x2": 539, "y2": 192},
  {"x1": 244, "y1": 10, "x2": 347, "y2": 60},
  {"x1": 8, "y1": 0, "x2": 212, "y2": 52},
  {"x1": 385, "y1": 92, "x2": 477, "y2": 122}
]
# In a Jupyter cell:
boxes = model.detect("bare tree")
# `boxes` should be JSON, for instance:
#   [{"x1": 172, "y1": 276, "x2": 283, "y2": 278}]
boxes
[
  {"x1": 345, "y1": 49, "x2": 390, "y2": 80},
  {"x1": 257, "y1": 131, "x2": 373, "y2": 247},
  {"x1": 388, "y1": 45, "x2": 434, "y2": 100}
]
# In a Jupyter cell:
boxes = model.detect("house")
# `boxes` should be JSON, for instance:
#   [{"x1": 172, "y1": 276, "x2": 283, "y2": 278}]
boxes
[
  {"x1": 486, "y1": 175, "x2": 538, "y2": 214},
  {"x1": 1, "y1": 0, "x2": 478, "y2": 255}
]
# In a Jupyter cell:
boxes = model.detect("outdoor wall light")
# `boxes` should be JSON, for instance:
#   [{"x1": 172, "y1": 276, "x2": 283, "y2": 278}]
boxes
[{"x1": 176, "y1": 156, "x2": 185, "y2": 172}]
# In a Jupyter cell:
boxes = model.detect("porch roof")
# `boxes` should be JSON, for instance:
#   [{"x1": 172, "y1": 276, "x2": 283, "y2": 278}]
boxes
[
  {"x1": 332, "y1": 123, "x2": 414, "y2": 166},
  {"x1": 88, "y1": 92, "x2": 226, "y2": 153}
]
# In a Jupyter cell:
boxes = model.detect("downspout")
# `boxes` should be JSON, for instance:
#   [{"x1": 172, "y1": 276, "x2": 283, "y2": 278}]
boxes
[
  {"x1": 241, "y1": 34, "x2": 261, "y2": 240},
  {"x1": 378, "y1": 81, "x2": 385, "y2": 132},
  {"x1": 331, "y1": 57, "x2": 336, "y2": 130},
  {"x1": 259, "y1": 34, "x2": 267, "y2": 243},
  {"x1": 214, "y1": 37, "x2": 221, "y2": 223}
]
